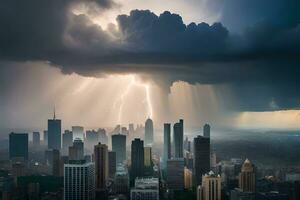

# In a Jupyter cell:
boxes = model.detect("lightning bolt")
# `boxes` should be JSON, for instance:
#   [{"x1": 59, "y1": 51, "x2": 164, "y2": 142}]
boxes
[{"x1": 113, "y1": 75, "x2": 153, "y2": 125}]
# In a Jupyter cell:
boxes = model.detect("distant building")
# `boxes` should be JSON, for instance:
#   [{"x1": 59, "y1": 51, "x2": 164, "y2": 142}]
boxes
[
  {"x1": 68, "y1": 138, "x2": 84, "y2": 161},
  {"x1": 130, "y1": 177, "x2": 159, "y2": 200},
  {"x1": 129, "y1": 123, "x2": 134, "y2": 133},
  {"x1": 98, "y1": 128, "x2": 108, "y2": 145},
  {"x1": 163, "y1": 123, "x2": 171, "y2": 169},
  {"x1": 203, "y1": 124, "x2": 210, "y2": 138},
  {"x1": 108, "y1": 151, "x2": 116, "y2": 178},
  {"x1": 85, "y1": 130, "x2": 98, "y2": 150},
  {"x1": 239, "y1": 159, "x2": 256, "y2": 192},
  {"x1": 72, "y1": 126, "x2": 84, "y2": 141},
  {"x1": 48, "y1": 111, "x2": 61, "y2": 150},
  {"x1": 167, "y1": 158, "x2": 184, "y2": 190},
  {"x1": 112, "y1": 134, "x2": 126, "y2": 164},
  {"x1": 230, "y1": 188, "x2": 255, "y2": 200},
  {"x1": 64, "y1": 160, "x2": 95, "y2": 200},
  {"x1": 32, "y1": 132, "x2": 40, "y2": 147},
  {"x1": 9, "y1": 132, "x2": 28, "y2": 160},
  {"x1": 173, "y1": 119, "x2": 184, "y2": 158},
  {"x1": 144, "y1": 147, "x2": 152, "y2": 167},
  {"x1": 145, "y1": 118, "x2": 154, "y2": 146},
  {"x1": 197, "y1": 171, "x2": 221, "y2": 200},
  {"x1": 184, "y1": 167, "x2": 193, "y2": 189},
  {"x1": 194, "y1": 135, "x2": 210, "y2": 186},
  {"x1": 62, "y1": 130, "x2": 73, "y2": 150},
  {"x1": 131, "y1": 139, "x2": 144, "y2": 183},
  {"x1": 94, "y1": 142, "x2": 108, "y2": 191},
  {"x1": 43, "y1": 130, "x2": 48, "y2": 145}
]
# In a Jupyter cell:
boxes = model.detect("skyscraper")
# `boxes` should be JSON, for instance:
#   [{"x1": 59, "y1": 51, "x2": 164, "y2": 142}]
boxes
[
  {"x1": 72, "y1": 126, "x2": 84, "y2": 141},
  {"x1": 94, "y1": 142, "x2": 108, "y2": 191},
  {"x1": 145, "y1": 118, "x2": 154, "y2": 146},
  {"x1": 52, "y1": 149, "x2": 60, "y2": 176},
  {"x1": 62, "y1": 130, "x2": 73, "y2": 154},
  {"x1": 173, "y1": 119, "x2": 184, "y2": 158},
  {"x1": 64, "y1": 160, "x2": 95, "y2": 200},
  {"x1": 197, "y1": 171, "x2": 221, "y2": 200},
  {"x1": 239, "y1": 159, "x2": 256, "y2": 192},
  {"x1": 131, "y1": 139, "x2": 144, "y2": 183},
  {"x1": 9, "y1": 132, "x2": 28, "y2": 160},
  {"x1": 167, "y1": 158, "x2": 185, "y2": 190},
  {"x1": 108, "y1": 151, "x2": 117, "y2": 178},
  {"x1": 194, "y1": 135, "x2": 210, "y2": 186},
  {"x1": 163, "y1": 123, "x2": 171, "y2": 168},
  {"x1": 48, "y1": 111, "x2": 61, "y2": 150},
  {"x1": 203, "y1": 124, "x2": 210, "y2": 138},
  {"x1": 32, "y1": 132, "x2": 40, "y2": 147},
  {"x1": 69, "y1": 138, "x2": 84, "y2": 161},
  {"x1": 112, "y1": 134, "x2": 126, "y2": 164}
]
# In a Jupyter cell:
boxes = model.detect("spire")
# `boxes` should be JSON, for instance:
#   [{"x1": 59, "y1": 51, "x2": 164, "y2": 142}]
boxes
[{"x1": 53, "y1": 105, "x2": 56, "y2": 120}]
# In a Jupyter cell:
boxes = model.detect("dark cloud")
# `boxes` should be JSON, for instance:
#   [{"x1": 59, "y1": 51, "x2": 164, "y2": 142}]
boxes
[{"x1": 0, "y1": 0, "x2": 300, "y2": 111}]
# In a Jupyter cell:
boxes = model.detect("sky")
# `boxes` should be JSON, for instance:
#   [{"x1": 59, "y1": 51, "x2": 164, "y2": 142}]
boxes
[{"x1": 0, "y1": 0, "x2": 300, "y2": 132}]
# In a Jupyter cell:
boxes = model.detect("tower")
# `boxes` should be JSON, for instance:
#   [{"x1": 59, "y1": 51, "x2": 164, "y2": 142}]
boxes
[
  {"x1": 145, "y1": 118, "x2": 154, "y2": 146},
  {"x1": 9, "y1": 132, "x2": 28, "y2": 160},
  {"x1": 203, "y1": 124, "x2": 210, "y2": 138},
  {"x1": 131, "y1": 139, "x2": 144, "y2": 183},
  {"x1": 173, "y1": 119, "x2": 184, "y2": 158},
  {"x1": 112, "y1": 134, "x2": 126, "y2": 164},
  {"x1": 163, "y1": 123, "x2": 171, "y2": 169},
  {"x1": 94, "y1": 143, "x2": 108, "y2": 191},
  {"x1": 239, "y1": 159, "x2": 256, "y2": 192},
  {"x1": 48, "y1": 110, "x2": 61, "y2": 150},
  {"x1": 194, "y1": 135, "x2": 210, "y2": 186}
]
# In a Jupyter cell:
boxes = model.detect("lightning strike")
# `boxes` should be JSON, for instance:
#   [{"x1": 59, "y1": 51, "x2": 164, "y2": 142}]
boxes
[{"x1": 113, "y1": 75, "x2": 154, "y2": 125}]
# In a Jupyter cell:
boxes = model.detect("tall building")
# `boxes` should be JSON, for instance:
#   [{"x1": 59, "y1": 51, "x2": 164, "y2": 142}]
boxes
[
  {"x1": 64, "y1": 160, "x2": 95, "y2": 200},
  {"x1": 167, "y1": 158, "x2": 185, "y2": 190},
  {"x1": 94, "y1": 143, "x2": 108, "y2": 191},
  {"x1": 163, "y1": 123, "x2": 171, "y2": 168},
  {"x1": 197, "y1": 171, "x2": 221, "y2": 200},
  {"x1": 9, "y1": 132, "x2": 28, "y2": 160},
  {"x1": 194, "y1": 135, "x2": 210, "y2": 186},
  {"x1": 98, "y1": 128, "x2": 108, "y2": 145},
  {"x1": 144, "y1": 147, "x2": 152, "y2": 167},
  {"x1": 108, "y1": 151, "x2": 117, "y2": 178},
  {"x1": 145, "y1": 118, "x2": 154, "y2": 146},
  {"x1": 130, "y1": 178, "x2": 159, "y2": 200},
  {"x1": 203, "y1": 124, "x2": 210, "y2": 138},
  {"x1": 173, "y1": 119, "x2": 184, "y2": 158},
  {"x1": 239, "y1": 159, "x2": 256, "y2": 192},
  {"x1": 32, "y1": 132, "x2": 40, "y2": 147},
  {"x1": 69, "y1": 138, "x2": 84, "y2": 160},
  {"x1": 62, "y1": 130, "x2": 73, "y2": 149},
  {"x1": 72, "y1": 126, "x2": 84, "y2": 141},
  {"x1": 129, "y1": 123, "x2": 134, "y2": 133},
  {"x1": 48, "y1": 111, "x2": 61, "y2": 150},
  {"x1": 43, "y1": 130, "x2": 48, "y2": 145},
  {"x1": 131, "y1": 139, "x2": 144, "y2": 183},
  {"x1": 86, "y1": 130, "x2": 98, "y2": 150},
  {"x1": 112, "y1": 134, "x2": 126, "y2": 164}
]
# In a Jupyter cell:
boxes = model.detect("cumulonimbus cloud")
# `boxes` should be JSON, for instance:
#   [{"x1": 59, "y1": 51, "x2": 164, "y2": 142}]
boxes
[{"x1": 0, "y1": 0, "x2": 300, "y2": 111}]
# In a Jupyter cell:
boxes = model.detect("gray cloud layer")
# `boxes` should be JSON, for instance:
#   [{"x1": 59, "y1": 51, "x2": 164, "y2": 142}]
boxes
[{"x1": 0, "y1": 0, "x2": 300, "y2": 111}]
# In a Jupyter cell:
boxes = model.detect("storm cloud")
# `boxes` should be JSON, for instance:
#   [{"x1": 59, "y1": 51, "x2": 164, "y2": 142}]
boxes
[{"x1": 0, "y1": 0, "x2": 300, "y2": 111}]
